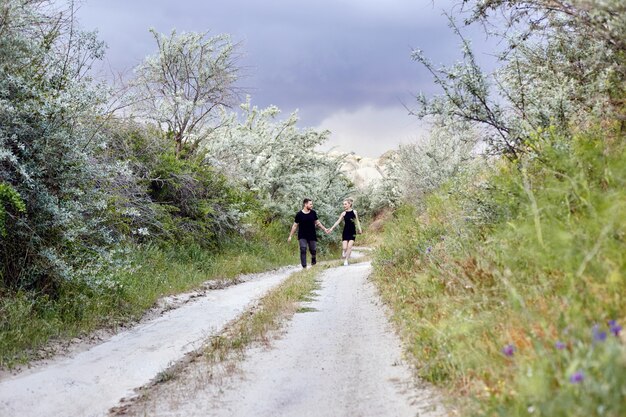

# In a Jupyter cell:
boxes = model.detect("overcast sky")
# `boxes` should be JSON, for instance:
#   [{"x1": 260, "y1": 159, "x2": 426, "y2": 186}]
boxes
[{"x1": 76, "y1": 0, "x2": 495, "y2": 157}]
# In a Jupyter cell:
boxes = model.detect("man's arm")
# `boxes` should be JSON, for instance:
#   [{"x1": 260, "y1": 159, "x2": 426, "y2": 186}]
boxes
[
  {"x1": 315, "y1": 219, "x2": 328, "y2": 233},
  {"x1": 288, "y1": 222, "x2": 298, "y2": 242}
]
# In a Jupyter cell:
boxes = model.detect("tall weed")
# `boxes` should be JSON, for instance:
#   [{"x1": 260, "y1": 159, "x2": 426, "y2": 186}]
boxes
[{"x1": 373, "y1": 126, "x2": 626, "y2": 415}]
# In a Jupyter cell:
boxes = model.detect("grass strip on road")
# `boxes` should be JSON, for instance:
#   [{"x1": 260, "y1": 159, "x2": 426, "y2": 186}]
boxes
[{"x1": 112, "y1": 264, "x2": 324, "y2": 415}]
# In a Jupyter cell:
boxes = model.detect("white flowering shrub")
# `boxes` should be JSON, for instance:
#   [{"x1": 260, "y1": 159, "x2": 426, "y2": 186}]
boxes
[
  {"x1": 0, "y1": 0, "x2": 116, "y2": 289},
  {"x1": 390, "y1": 118, "x2": 481, "y2": 202},
  {"x1": 467, "y1": 0, "x2": 626, "y2": 60},
  {"x1": 392, "y1": 0, "x2": 626, "y2": 228},
  {"x1": 201, "y1": 98, "x2": 353, "y2": 233}
]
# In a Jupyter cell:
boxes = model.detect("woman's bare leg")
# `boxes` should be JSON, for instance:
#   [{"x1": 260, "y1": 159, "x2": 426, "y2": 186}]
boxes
[
  {"x1": 342, "y1": 240, "x2": 348, "y2": 259},
  {"x1": 346, "y1": 240, "x2": 355, "y2": 259}
]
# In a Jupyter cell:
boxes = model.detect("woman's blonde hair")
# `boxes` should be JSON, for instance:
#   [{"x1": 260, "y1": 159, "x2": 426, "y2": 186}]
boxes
[{"x1": 343, "y1": 198, "x2": 354, "y2": 207}]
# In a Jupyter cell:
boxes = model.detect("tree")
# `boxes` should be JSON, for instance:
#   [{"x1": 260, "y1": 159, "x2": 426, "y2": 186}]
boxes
[
  {"x1": 201, "y1": 98, "x2": 353, "y2": 228},
  {"x1": 131, "y1": 29, "x2": 240, "y2": 156},
  {"x1": 411, "y1": 1, "x2": 626, "y2": 158},
  {"x1": 465, "y1": 0, "x2": 626, "y2": 123},
  {"x1": 465, "y1": 0, "x2": 626, "y2": 56},
  {"x1": 411, "y1": 21, "x2": 521, "y2": 157}
]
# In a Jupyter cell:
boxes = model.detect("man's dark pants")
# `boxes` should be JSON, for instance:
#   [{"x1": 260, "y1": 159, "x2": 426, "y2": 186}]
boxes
[{"x1": 298, "y1": 239, "x2": 317, "y2": 267}]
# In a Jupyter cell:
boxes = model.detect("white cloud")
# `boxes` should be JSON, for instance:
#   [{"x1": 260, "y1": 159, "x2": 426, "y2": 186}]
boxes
[{"x1": 317, "y1": 105, "x2": 428, "y2": 157}]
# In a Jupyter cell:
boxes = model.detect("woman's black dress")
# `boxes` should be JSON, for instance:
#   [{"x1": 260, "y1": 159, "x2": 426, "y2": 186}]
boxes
[{"x1": 342, "y1": 210, "x2": 357, "y2": 241}]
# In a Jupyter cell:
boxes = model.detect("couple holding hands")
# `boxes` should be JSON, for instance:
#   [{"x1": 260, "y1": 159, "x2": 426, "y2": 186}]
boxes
[{"x1": 287, "y1": 198, "x2": 362, "y2": 268}]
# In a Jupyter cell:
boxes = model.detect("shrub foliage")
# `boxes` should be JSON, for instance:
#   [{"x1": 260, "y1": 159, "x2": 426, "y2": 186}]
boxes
[{"x1": 373, "y1": 0, "x2": 626, "y2": 415}]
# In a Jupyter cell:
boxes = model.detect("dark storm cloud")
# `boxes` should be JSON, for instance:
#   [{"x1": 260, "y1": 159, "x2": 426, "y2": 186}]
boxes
[{"x1": 76, "y1": 0, "x2": 495, "y2": 155}]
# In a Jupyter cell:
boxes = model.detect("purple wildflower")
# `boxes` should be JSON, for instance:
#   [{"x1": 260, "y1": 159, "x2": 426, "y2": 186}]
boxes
[
  {"x1": 501, "y1": 344, "x2": 515, "y2": 357},
  {"x1": 608, "y1": 320, "x2": 622, "y2": 337},
  {"x1": 426, "y1": 246, "x2": 432, "y2": 254},
  {"x1": 592, "y1": 324, "x2": 607, "y2": 342},
  {"x1": 569, "y1": 371, "x2": 584, "y2": 384},
  {"x1": 555, "y1": 341, "x2": 566, "y2": 350}
]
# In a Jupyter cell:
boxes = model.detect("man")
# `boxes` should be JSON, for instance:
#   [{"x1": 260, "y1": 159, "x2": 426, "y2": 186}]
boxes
[{"x1": 288, "y1": 198, "x2": 328, "y2": 268}]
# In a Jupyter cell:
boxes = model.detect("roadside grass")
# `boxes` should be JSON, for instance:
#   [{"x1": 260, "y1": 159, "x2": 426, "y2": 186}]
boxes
[
  {"x1": 359, "y1": 208, "x2": 393, "y2": 248},
  {"x1": 0, "y1": 225, "x2": 338, "y2": 369},
  {"x1": 372, "y1": 128, "x2": 626, "y2": 416}
]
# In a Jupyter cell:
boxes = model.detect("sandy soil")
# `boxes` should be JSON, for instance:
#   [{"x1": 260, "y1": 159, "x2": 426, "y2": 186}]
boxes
[
  {"x1": 0, "y1": 266, "x2": 299, "y2": 417},
  {"x1": 122, "y1": 261, "x2": 446, "y2": 417}
]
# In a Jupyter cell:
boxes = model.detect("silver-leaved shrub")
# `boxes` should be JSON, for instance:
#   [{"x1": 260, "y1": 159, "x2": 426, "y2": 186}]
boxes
[
  {"x1": 0, "y1": 0, "x2": 117, "y2": 290},
  {"x1": 201, "y1": 97, "x2": 354, "y2": 233}
]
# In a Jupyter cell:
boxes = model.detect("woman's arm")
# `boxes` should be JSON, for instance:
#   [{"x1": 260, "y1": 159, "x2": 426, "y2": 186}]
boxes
[
  {"x1": 329, "y1": 212, "x2": 345, "y2": 232},
  {"x1": 354, "y1": 210, "x2": 363, "y2": 234}
]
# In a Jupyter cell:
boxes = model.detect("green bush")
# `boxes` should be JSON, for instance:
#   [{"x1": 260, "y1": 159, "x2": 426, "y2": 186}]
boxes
[
  {"x1": 0, "y1": 1, "x2": 114, "y2": 291},
  {"x1": 0, "y1": 183, "x2": 26, "y2": 237},
  {"x1": 373, "y1": 126, "x2": 626, "y2": 416},
  {"x1": 147, "y1": 151, "x2": 246, "y2": 246},
  {"x1": 0, "y1": 218, "x2": 296, "y2": 368},
  {"x1": 102, "y1": 118, "x2": 265, "y2": 248}
]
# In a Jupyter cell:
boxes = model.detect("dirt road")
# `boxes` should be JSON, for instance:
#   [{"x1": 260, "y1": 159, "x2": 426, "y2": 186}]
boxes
[
  {"x1": 0, "y1": 267, "x2": 298, "y2": 417},
  {"x1": 0, "y1": 257, "x2": 445, "y2": 417},
  {"x1": 125, "y1": 261, "x2": 446, "y2": 417}
]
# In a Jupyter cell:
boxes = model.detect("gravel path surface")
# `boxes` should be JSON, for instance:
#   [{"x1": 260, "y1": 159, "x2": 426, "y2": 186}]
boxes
[
  {"x1": 127, "y1": 261, "x2": 446, "y2": 417},
  {"x1": 0, "y1": 266, "x2": 298, "y2": 417}
]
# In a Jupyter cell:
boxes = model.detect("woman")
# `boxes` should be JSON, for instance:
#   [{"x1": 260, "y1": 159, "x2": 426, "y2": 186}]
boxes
[{"x1": 328, "y1": 198, "x2": 362, "y2": 266}]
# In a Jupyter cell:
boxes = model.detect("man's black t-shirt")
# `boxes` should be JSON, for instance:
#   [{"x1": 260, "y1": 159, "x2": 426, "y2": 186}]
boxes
[{"x1": 295, "y1": 209, "x2": 318, "y2": 241}]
